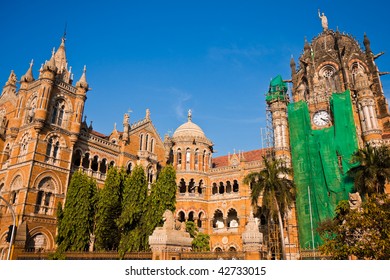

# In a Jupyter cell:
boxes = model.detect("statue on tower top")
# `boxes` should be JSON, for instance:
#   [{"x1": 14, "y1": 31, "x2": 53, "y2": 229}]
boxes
[
  {"x1": 318, "y1": 9, "x2": 328, "y2": 31},
  {"x1": 188, "y1": 109, "x2": 192, "y2": 122}
]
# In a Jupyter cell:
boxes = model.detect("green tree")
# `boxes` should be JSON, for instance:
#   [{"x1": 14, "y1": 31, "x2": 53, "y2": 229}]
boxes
[
  {"x1": 95, "y1": 166, "x2": 126, "y2": 251},
  {"x1": 348, "y1": 144, "x2": 390, "y2": 197},
  {"x1": 57, "y1": 170, "x2": 97, "y2": 252},
  {"x1": 318, "y1": 194, "x2": 390, "y2": 259},
  {"x1": 140, "y1": 164, "x2": 177, "y2": 249},
  {"x1": 185, "y1": 221, "x2": 210, "y2": 252},
  {"x1": 243, "y1": 155, "x2": 295, "y2": 260},
  {"x1": 118, "y1": 165, "x2": 149, "y2": 254}
]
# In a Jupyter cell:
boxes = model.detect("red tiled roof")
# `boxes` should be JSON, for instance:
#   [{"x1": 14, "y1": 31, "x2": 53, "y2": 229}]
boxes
[
  {"x1": 90, "y1": 130, "x2": 108, "y2": 138},
  {"x1": 212, "y1": 148, "x2": 268, "y2": 168}
]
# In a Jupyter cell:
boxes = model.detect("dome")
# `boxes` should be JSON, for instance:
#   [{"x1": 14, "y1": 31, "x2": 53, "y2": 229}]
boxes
[
  {"x1": 172, "y1": 110, "x2": 206, "y2": 138},
  {"x1": 173, "y1": 120, "x2": 206, "y2": 138}
]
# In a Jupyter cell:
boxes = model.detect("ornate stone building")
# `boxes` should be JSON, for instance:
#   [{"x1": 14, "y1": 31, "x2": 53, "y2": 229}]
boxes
[
  {"x1": 270, "y1": 14, "x2": 390, "y2": 255},
  {"x1": 0, "y1": 38, "x2": 165, "y2": 258},
  {"x1": 0, "y1": 15, "x2": 388, "y2": 260}
]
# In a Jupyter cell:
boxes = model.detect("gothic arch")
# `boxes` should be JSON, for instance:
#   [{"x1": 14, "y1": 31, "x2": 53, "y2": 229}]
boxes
[
  {"x1": 32, "y1": 171, "x2": 62, "y2": 194},
  {"x1": 44, "y1": 132, "x2": 68, "y2": 148},
  {"x1": 26, "y1": 226, "x2": 55, "y2": 251}
]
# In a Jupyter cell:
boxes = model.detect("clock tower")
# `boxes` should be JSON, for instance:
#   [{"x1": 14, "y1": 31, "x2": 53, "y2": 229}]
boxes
[{"x1": 284, "y1": 14, "x2": 390, "y2": 254}]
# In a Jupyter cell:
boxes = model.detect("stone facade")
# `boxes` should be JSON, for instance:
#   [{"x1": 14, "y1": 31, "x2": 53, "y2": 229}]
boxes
[{"x1": 0, "y1": 18, "x2": 388, "y2": 260}]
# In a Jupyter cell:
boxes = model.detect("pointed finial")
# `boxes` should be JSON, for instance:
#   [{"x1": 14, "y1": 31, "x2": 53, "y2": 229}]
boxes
[
  {"x1": 114, "y1": 122, "x2": 117, "y2": 130},
  {"x1": 63, "y1": 22, "x2": 67, "y2": 41},
  {"x1": 188, "y1": 109, "x2": 192, "y2": 122},
  {"x1": 43, "y1": 48, "x2": 57, "y2": 72},
  {"x1": 363, "y1": 32, "x2": 371, "y2": 53},
  {"x1": 146, "y1": 108, "x2": 150, "y2": 120},
  {"x1": 76, "y1": 65, "x2": 89, "y2": 90},
  {"x1": 20, "y1": 59, "x2": 35, "y2": 82},
  {"x1": 5, "y1": 70, "x2": 17, "y2": 86}
]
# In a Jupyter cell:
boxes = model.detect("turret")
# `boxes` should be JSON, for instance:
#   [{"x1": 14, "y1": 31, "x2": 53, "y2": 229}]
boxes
[
  {"x1": 266, "y1": 75, "x2": 290, "y2": 165},
  {"x1": 122, "y1": 113, "x2": 130, "y2": 143}
]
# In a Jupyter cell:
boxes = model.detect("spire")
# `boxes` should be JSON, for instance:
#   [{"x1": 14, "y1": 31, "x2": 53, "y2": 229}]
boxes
[
  {"x1": 364, "y1": 32, "x2": 372, "y2": 53},
  {"x1": 188, "y1": 109, "x2": 192, "y2": 122},
  {"x1": 5, "y1": 70, "x2": 17, "y2": 86},
  {"x1": 55, "y1": 37, "x2": 67, "y2": 73},
  {"x1": 20, "y1": 60, "x2": 35, "y2": 83},
  {"x1": 76, "y1": 65, "x2": 89, "y2": 90},
  {"x1": 290, "y1": 55, "x2": 296, "y2": 71},
  {"x1": 304, "y1": 37, "x2": 310, "y2": 52},
  {"x1": 43, "y1": 48, "x2": 58, "y2": 73}
]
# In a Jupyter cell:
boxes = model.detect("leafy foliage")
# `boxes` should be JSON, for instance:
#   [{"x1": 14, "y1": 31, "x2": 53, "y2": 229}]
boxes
[
  {"x1": 56, "y1": 170, "x2": 97, "y2": 252},
  {"x1": 318, "y1": 194, "x2": 390, "y2": 259},
  {"x1": 95, "y1": 166, "x2": 126, "y2": 251},
  {"x1": 243, "y1": 155, "x2": 295, "y2": 260},
  {"x1": 348, "y1": 144, "x2": 390, "y2": 197},
  {"x1": 185, "y1": 221, "x2": 210, "y2": 252},
  {"x1": 118, "y1": 165, "x2": 149, "y2": 254},
  {"x1": 140, "y1": 164, "x2": 177, "y2": 249}
]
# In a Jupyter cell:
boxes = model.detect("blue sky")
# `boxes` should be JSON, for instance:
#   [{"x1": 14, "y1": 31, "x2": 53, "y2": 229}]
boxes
[{"x1": 1, "y1": 0, "x2": 389, "y2": 157}]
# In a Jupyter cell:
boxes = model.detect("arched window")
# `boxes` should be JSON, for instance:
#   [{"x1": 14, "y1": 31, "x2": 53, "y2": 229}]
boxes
[
  {"x1": 198, "y1": 212, "x2": 204, "y2": 228},
  {"x1": 148, "y1": 167, "x2": 153, "y2": 185},
  {"x1": 319, "y1": 65, "x2": 341, "y2": 94},
  {"x1": 45, "y1": 137, "x2": 60, "y2": 162},
  {"x1": 10, "y1": 175, "x2": 23, "y2": 205},
  {"x1": 188, "y1": 211, "x2": 194, "y2": 222},
  {"x1": 150, "y1": 138, "x2": 155, "y2": 153},
  {"x1": 26, "y1": 233, "x2": 47, "y2": 252},
  {"x1": 219, "y1": 182, "x2": 225, "y2": 194},
  {"x1": 212, "y1": 183, "x2": 218, "y2": 195},
  {"x1": 227, "y1": 208, "x2": 239, "y2": 228},
  {"x1": 194, "y1": 149, "x2": 199, "y2": 165},
  {"x1": 179, "y1": 178, "x2": 186, "y2": 193},
  {"x1": 177, "y1": 211, "x2": 185, "y2": 222},
  {"x1": 186, "y1": 148, "x2": 191, "y2": 167},
  {"x1": 145, "y1": 134, "x2": 149, "y2": 151},
  {"x1": 226, "y1": 181, "x2": 232, "y2": 193},
  {"x1": 198, "y1": 179, "x2": 203, "y2": 194},
  {"x1": 100, "y1": 158, "x2": 107, "y2": 174},
  {"x1": 73, "y1": 150, "x2": 82, "y2": 167},
  {"x1": 82, "y1": 153, "x2": 90, "y2": 169},
  {"x1": 177, "y1": 149, "x2": 182, "y2": 165},
  {"x1": 126, "y1": 162, "x2": 132, "y2": 174},
  {"x1": 91, "y1": 155, "x2": 99, "y2": 171},
  {"x1": 51, "y1": 99, "x2": 66, "y2": 126},
  {"x1": 34, "y1": 177, "x2": 55, "y2": 215},
  {"x1": 188, "y1": 179, "x2": 195, "y2": 193},
  {"x1": 139, "y1": 134, "x2": 144, "y2": 150},
  {"x1": 233, "y1": 180, "x2": 239, "y2": 192},
  {"x1": 213, "y1": 210, "x2": 224, "y2": 229}
]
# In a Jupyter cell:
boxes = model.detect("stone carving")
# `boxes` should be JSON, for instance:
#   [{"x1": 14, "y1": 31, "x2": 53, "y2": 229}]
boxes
[
  {"x1": 318, "y1": 10, "x2": 328, "y2": 31},
  {"x1": 162, "y1": 209, "x2": 175, "y2": 230},
  {"x1": 349, "y1": 192, "x2": 362, "y2": 210},
  {"x1": 242, "y1": 212, "x2": 263, "y2": 252}
]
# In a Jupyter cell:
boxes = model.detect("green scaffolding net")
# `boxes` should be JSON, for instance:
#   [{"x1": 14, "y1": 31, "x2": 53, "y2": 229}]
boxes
[
  {"x1": 287, "y1": 90, "x2": 358, "y2": 249},
  {"x1": 266, "y1": 75, "x2": 288, "y2": 102}
]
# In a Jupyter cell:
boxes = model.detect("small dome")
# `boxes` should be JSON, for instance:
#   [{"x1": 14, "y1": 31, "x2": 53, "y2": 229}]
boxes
[
  {"x1": 173, "y1": 120, "x2": 205, "y2": 138},
  {"x1": 173, "y1": 109, "x2": 206, "y2": 138}
]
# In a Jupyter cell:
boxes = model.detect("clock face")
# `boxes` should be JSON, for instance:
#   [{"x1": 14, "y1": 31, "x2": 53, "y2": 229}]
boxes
[{"x1": 313, "y1": 110, "x2": 331, "y2": 127}]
